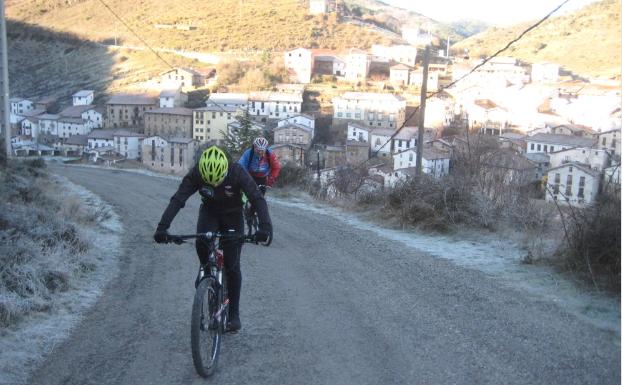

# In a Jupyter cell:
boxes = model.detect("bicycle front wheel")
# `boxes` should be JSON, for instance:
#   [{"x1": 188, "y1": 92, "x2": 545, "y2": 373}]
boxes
[{"x1": 191, "y1": 277, "x2": 222, "y2": 377}]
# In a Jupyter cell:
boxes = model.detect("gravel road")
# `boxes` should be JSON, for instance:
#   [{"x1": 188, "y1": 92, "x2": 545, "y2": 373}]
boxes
[{"x1": 29, "y1": 165, "x2": 620, "y2": 385}]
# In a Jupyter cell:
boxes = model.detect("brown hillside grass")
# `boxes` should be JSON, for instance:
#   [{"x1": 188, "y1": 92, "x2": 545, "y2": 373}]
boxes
[
  {"x1": 452, "y1": 0, "x2": 621, "y2": 79},
  {"x1": 6, "y1": 0, "x2": 394, "y2": 51}
]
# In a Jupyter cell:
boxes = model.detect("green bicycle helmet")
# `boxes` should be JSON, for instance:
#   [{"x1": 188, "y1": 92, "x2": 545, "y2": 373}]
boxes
[{"x1": 198, "y1": 146, "x2": 228, "y2": 186}]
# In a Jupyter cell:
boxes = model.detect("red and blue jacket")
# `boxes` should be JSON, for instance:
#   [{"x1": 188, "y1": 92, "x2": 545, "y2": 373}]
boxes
[{"x1": 238, "y1": 147, "x2": 281, "y2": 186}]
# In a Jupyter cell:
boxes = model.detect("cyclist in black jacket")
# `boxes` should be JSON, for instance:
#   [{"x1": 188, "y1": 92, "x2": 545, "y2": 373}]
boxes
[{"x1": 154, "y1": 146, "x2": 272, "y2": 332}]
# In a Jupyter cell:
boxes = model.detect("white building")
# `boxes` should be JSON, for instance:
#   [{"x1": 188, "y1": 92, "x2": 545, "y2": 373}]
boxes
[
  {"x1": 531, "y1": 62, "x2": 559, "y2": 83},
  {"x1": 546, "y1": 162, "x2": 600, "y2": 206},
  {"x1": 284, "y1": 48, "x2": 314, "y2": 84},
  {"x1": 347, "y1": 122, "x2": 372, "y2": 143},
  {"x1": 248, "y1": 91, "x2": 303, "y2": 120},
  {"x1": 57, "y1": 118, "x2": 90, "y2": 139},
  {"x1": 409, "y1": 69, "x2": 439, "y2": 92},
  {"x1": 391, "y1": 126, "x2": 432, "y2": 153},
  {"x1": 332, "y1": 92, "x2": 407, "y2": 129},
  {"x1": 113, "y1": 130, "x2": 145, "y2": 160},
  {"x1": 548, "y1": 147, "x2": 610, "y2": 171},
  {"x1": 393, "y1": 146, "x2": 451, "y2": 178},
  {"x1": 72, "y1": 90, "x2": 94, "y2": 106},
  {"x1": 87, "y1": 130, "x2": 116, "y2": 150},
  {"x1": 390, "y1": 64, "x2": 411, "y2": 86},
  {"x1": 227, "y1": 119, "x2": 265, "y2": 135},
  {"x1": 371, "y1": 45, "x2": 417, "y2": 67},
  {"x1": 277, "y1": 114, "x2": 315, "y2": 137},
  {"x1": 526, "y1": 133, "x2": 596, "y2": 154},
  {"x1": 401, "y1": 26, "x2": 433, "y2": 46},
  {"x1": 370, "y1": 128, "x2": 394, "y2": 158},
  {"x1": 160, "y1": 87, "x2": 187, "y2": 108},
  {"x1": 9, "y1": 97, "x2": 35, "y2": 124},
  {"x1": 38, "y1": 114, "x2": 60, "y2": 136},
  {"x1": 59, "y1": 104, "x2": 103, "y2": 129},
  {"x1": 206, "y1": 93, "x2": 248, "y2": 109},
  {"x1": 193, "y1": 105, "x2": 241, "y2": 144},
  {"x1": 345, "y1": 48, "x2": 370, "y2": 82},
  {"x1": 309, "y1": 0, "x2": 334, "y2": 14},
  {"x1": 597, "y1": 129, "x2": 620, "y2": 159}
]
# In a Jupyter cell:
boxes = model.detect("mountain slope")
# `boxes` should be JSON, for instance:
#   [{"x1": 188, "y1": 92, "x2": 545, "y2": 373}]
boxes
[
  {"x1": 6, "y1": 0, "x2": 395, "y2": 51},
  {"x1": 452, "y1": 0, "x2": 621, "y2": 79}
]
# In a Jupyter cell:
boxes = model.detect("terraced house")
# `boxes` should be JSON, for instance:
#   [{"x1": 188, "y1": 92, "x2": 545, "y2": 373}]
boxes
[
  {"x1": 332, "y1": 92, "x2": 406, "y2": 130},
  {"x1": 106, "y1": 94, "x2": 158, "y2": 130},
  {"x1": 193, "y1": 105, "x2": 241, "y2": 144},
  {"x1": 144, "y1": 107, "x2": 193, "y2": 138},
  {"x1": 141, "y1": 136, "x2": 198, "y2": 174}
]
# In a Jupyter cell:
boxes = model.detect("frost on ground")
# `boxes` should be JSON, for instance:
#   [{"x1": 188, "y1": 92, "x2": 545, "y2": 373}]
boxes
[
  {"x1": 0, "y1": 174, "x2": 122, "y2": 385},
  {"x1": 271, "y1": 195, "x2": 621, "y2": 337}
]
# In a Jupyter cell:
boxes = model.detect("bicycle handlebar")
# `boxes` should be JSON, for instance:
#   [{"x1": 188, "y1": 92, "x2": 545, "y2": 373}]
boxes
[{"x1": 166, "y1": 231, "x2": 254, "y2": 245}]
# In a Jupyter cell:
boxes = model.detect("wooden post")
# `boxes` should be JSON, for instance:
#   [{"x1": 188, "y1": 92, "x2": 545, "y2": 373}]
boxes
[{"x1": 416, "y1": 45, "x2": 430, "y2": 178}]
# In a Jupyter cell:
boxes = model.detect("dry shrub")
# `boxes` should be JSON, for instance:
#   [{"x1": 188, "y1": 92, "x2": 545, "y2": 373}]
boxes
[
  {"x1": 557, "y1": 189, "x2": 621, "y2": 290},
  {"x1": 273, "y1": 162, "x2": 310, "y2": 188}
]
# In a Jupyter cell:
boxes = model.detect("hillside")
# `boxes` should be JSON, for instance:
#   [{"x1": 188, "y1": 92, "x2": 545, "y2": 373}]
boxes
[
  {"x1": 452, "y1": 0, "x2": 621, "y2": 79},
  {"x1": 6, "y1": 0, "x2": 396, "y2": 51}
]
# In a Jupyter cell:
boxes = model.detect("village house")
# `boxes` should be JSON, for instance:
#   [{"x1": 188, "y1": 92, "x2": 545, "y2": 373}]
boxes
[
  {"x1": 597, "y1": 129, "x2": 620, "y2": 159},
  {"x1": 480, "y1": 149, "x2": 538, "y2": 189},
  {"x1": 59, "y1": 104, "x2": 104, "y2": 129},
  {"x1": 271, "y1": 143, "x2": 307, "y2": 166},
  {"x1": 34, "y1": 97, "x2": 58, "y2": 113},
  {"x1": 323, "y1": 145, "x2": 346, "y2": 168},
  {"x1": 548, "y1": 147, "x2": 610, "y2": 171},
  {"x1": 20, "y1": 114, "x2": 41, "y2": 138},
  {"x1": 57, "y1": 117, "x2": 90, "y2": 139},
  {"x1": 473, "y1": 56, "x2": 528, "y2": 86},
  {"x1": 389, "y1": 64, "x2": 411, "y2": 86},
  {"x1": 524, "y1": 152, "x2": 550, "y2": 181},
  {"x1": 531, "y1": 62, "x2": 559, "y2": 83},
  {"x1": 160, "y1": 67, "x2": 209, "y2": 89},
  {"x1": 9, "y1": 97, "x2": 35, "y2": 124},
  {"x1": 106, "y1": 94, "x2": 158, "y2": 130},
  {"x1": 393, "y1": 146, "x2": 451, "y2": 178},
  {"x1": 38, "y1": 114, "x2": 60, "y2": 137},
  {"x1": 401, "y1": 26, "x2": 433, "y2": 46},
  {"x1": 277, "y1": 114, "x2": 315, "y2": 137},
  {"x1": 274, "y1": 123, "x2": 313, "y2": 146},
  {"x1": 248, "y1": 91, "x2": 303, "y2": 121},
  {"x1": 113, "y1": 130, "x2": 145, "y2": 160},
  {"x1": 143, "y1": 107, "x2": 193, "y2": 138},
  {"x1": 465, "y1": 99, "x2": 508, "y2": 135},
  {"x1": 345, "y1": 48, "x2": 370, "y2": 82},
  {"x1": 159, "y1": 87, "x2": 188, "y2": 108},
  {"x1": 332, "y1": 92, "x2": 407, "y2": 130},
  {"x1": 530, "y1": 122, "x2": 596, "y2": 137},
  {"x1": 345, "y1": 140, "x2": 369, "y2": 164},
  {"x1": 391, "y1": 126, "x2": 433, "y2": 153},
  {"x1": 525, "y1": 133, "x2": 596, "y2": 154},
  {"x1": 347, "y1": 122, "x2": 372, "y2": 143},
  {"x1": 284, "y1": 48, "x2": 314, "y2": 84},
  {"x1": 409, "y1": 69, "x2": 439, "y2": 92},
  {"x1": 62, "y1": 134, "x2": 88, "y2": 157},
  {"x1": 72, "y1": 90, "x2": 94, "y2": 106},
  {"x1": 370, "y1": 127, "x2": 394, "y2": 158},
  {"x1": 206, "y1": 93, "x2": 248, "y2": 109},
  {"x1": 87, "y1": 129, "x2": 115, "y2": 150},
  {"x1": 546, "y1": 162, "x2": 600, "y2": 206},
  {"x1": 311, "y1": 49, "x2": 346, "y2": 77},
  {"x1": 371, "y1": 45, "x2": 418, "y2": 67},
  {"x1": 141, "y1": 136, "x2": 198, "y2": 174},
  {"x1": 193, "y1": 105, "x2": 241, "y2": 144}
]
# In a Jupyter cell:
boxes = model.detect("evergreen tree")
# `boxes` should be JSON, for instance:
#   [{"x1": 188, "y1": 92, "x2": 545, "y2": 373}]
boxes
[{"x1": 222, "y1": 111, "x2": 260, "y2": 157}]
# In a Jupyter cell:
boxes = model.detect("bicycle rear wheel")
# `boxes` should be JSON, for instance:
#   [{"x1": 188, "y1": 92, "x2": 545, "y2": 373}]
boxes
[{"x1": 191, "y1": 277, "x2": 222, "y2": 377}]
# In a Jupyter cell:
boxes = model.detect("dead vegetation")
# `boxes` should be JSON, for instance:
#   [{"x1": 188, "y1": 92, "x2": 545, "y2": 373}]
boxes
[{"x1": 0, "y1": 158, "x2": 112, "y2": 328}]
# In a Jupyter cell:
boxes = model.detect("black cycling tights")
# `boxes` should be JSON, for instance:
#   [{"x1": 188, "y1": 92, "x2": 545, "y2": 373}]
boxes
[{"x1": 195, "y1": 205, "x2": 244, "y2": 315}]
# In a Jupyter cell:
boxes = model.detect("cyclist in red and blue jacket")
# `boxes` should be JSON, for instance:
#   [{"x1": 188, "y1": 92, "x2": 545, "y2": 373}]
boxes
[{"x1": 238, "y1": 137, "x2": 281, "y2": 187}]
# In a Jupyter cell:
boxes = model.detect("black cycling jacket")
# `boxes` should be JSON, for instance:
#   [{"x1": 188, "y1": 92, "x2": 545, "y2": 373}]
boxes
[{"x1": 156, "y1": 163, "x2": 271, "y2": 232}]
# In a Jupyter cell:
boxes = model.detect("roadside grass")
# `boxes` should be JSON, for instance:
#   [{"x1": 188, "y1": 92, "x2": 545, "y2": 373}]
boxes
[{"x1": 0, "y1": 158, "x2": 111, "y2": 328}]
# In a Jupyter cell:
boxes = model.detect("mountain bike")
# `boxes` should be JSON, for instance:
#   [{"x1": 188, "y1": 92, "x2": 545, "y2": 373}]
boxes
[
  {"x1": 166, "y1": 231, "x2": 254, "y2": 378},
  {"x1": 243, "y1": 185, "x2": 273, "y2": 246}
]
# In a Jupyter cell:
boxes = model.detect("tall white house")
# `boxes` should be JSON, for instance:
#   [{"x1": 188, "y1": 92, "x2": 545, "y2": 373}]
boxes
[
  {"x1": 72, "y1": 90, "x2": 94, "y2": 106},
  {"x1": 345, "y1": 49, "x2": 370, "y2": 82},
  {"x1": 284, "y1": 48, "x2": 314, "y2": 84},
  {"x1": 332, "y1": 92, "x2": 407, "y2": 129},
  {"x1": 248, "y1": 91, "x2": 303, "y2": 120}
]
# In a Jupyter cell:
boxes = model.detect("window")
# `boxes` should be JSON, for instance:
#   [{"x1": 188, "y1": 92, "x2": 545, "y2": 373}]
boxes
[
  {"x1": 566, "y1": 174, "x2": 573, "y2": 196},
  {"x1": 537, "y1": 144, "x2": 541, "y2": 151},
  {"x1": 544, "y1": 145, "x2": 548, "y2": 152},
  {"x1": 578, "y1": 176, "x2": 585, "y2": 198},
  {"x1": 602, "y1": 137, "x2": 607, "y2": 146},
  {"x1": 530, "y1": 143, "x2": 534, "y2": 150},
  {"x1": 151, "y1": 140, "x2": 155, "y2": 161}
]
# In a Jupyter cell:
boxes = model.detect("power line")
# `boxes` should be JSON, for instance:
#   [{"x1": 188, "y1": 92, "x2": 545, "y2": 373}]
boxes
[{"x1": 363, "y1": 0, "x2": 571, "y2": 165}]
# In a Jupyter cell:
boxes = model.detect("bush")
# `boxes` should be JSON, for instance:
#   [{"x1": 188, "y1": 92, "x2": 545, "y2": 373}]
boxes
[
  {"x1": 274, "y1": 162, "x2": 309, "y2": 188},
  {"x1": 557, "y1": 189, "x2": 621, "y2": 290}
]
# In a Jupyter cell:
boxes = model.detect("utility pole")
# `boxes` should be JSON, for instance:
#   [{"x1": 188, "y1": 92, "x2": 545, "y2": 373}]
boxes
[
  {"x1": 0, "y1": 0, "x2": 10, "y2": 159},
  {"x1": 415, "y1": 45, "x2": 430, "y2": 179},
  {"x1": 316, "y1": 149, "x2": 320, "y2": 180}
]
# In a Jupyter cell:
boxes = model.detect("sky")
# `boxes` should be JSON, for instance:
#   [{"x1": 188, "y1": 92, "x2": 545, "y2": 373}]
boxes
[{"x1": 382, "y1": 0, "x2": 599, "y2": 25}]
